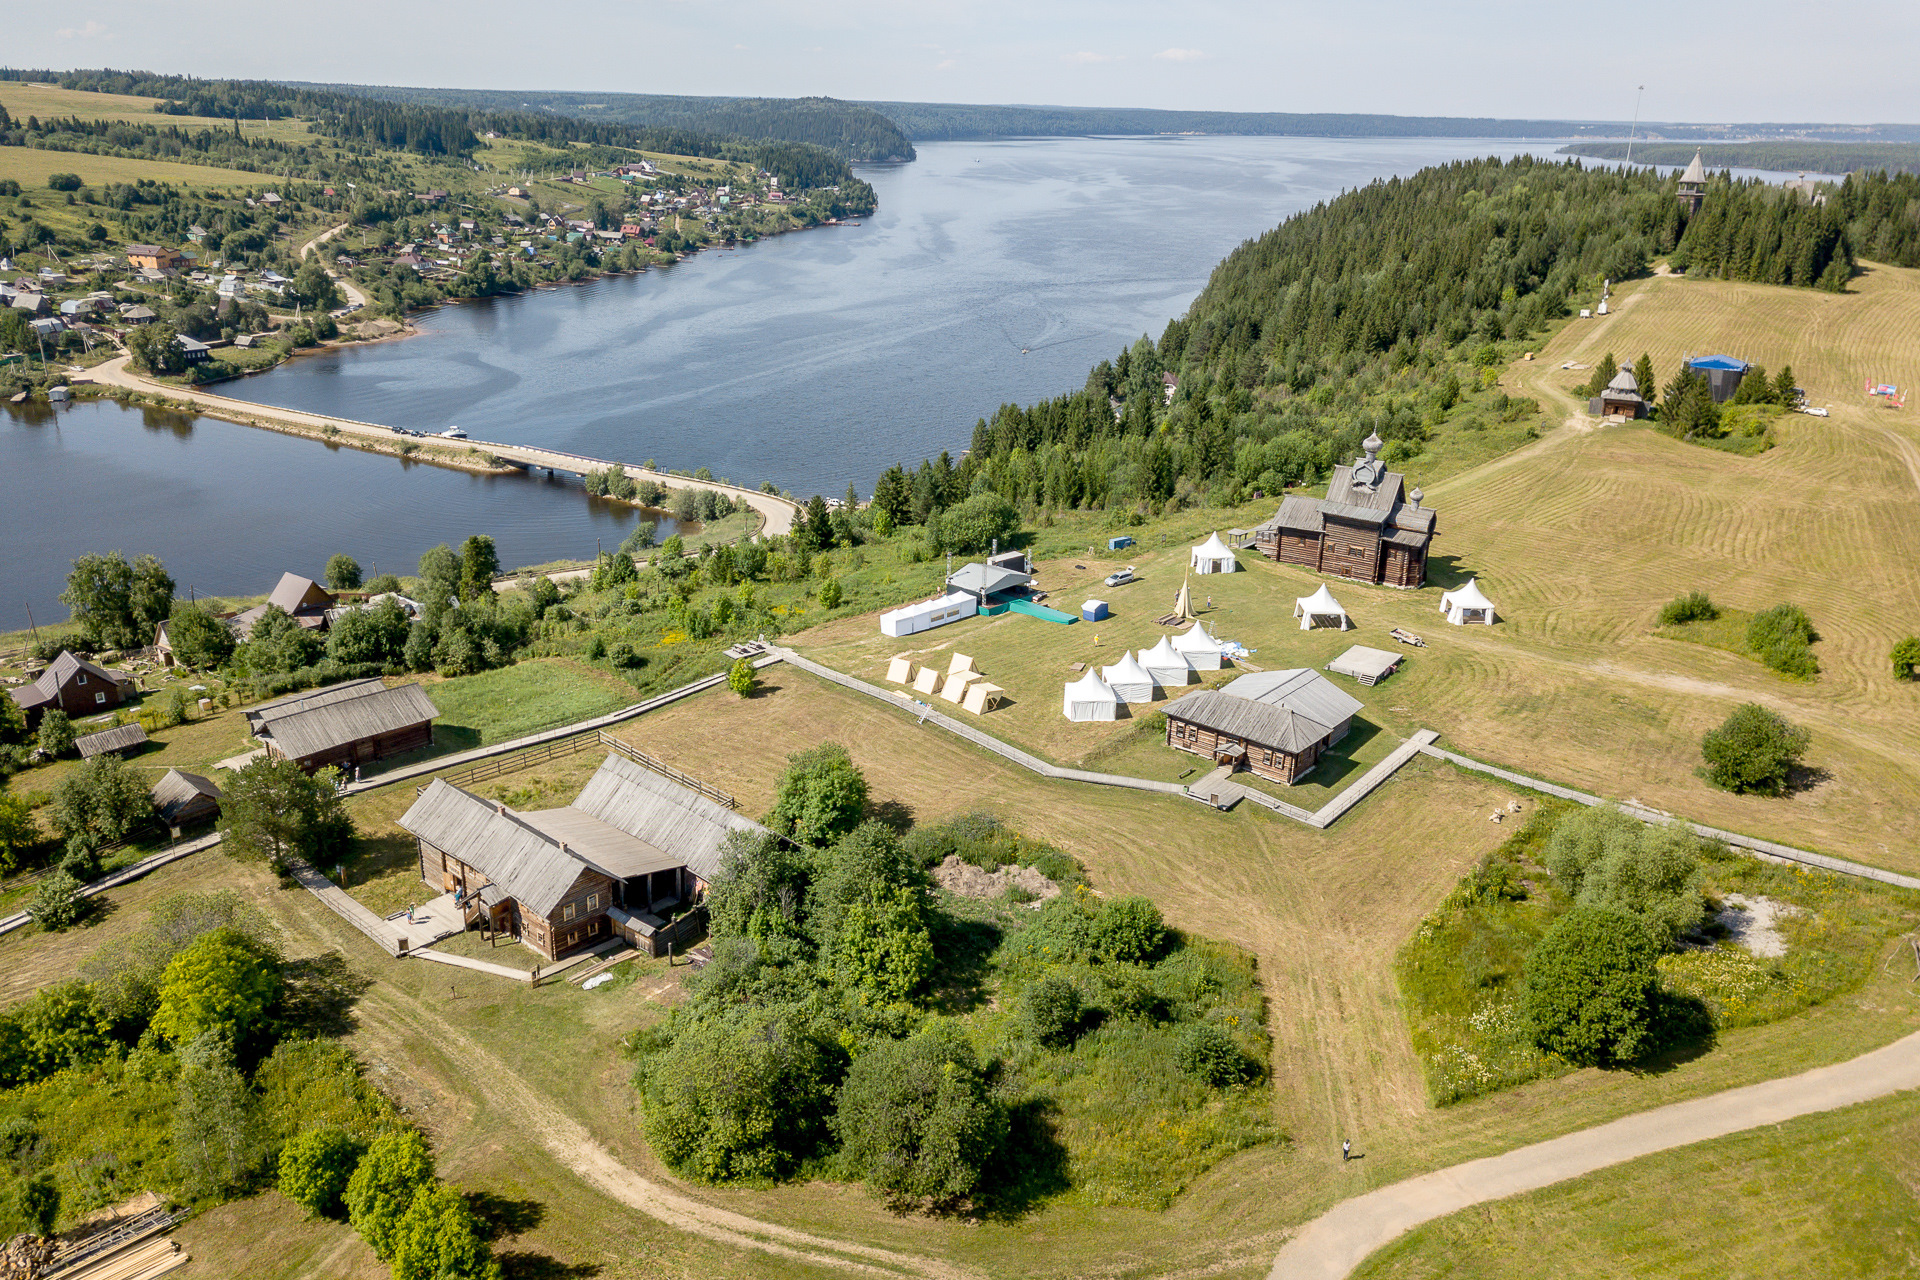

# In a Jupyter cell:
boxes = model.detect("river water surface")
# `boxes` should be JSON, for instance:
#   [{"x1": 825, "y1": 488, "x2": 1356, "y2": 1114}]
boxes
[{"x1": 5, "y1": 135, "x2": 1549, "y2": 627}]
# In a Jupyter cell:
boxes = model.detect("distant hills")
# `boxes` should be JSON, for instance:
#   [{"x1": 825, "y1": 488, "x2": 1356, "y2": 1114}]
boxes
[{"x1": 295, "y1": 84, "x2": 916, "y2": 163}]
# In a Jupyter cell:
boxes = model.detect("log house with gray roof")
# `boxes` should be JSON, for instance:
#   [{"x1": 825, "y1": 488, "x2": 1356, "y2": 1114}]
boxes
[
  {"x1": 398, "y1": 753, "x2": 771, "y2": 960},
  {"x1": 1254, "y1": 434, "x2": 1435, "y2": 587},
  {"x1": 252, "y1": 679, "x2": 438, "y2": 774},
  {"x1": 1163, "y1": 669, "x2": 1364, "y2": 785}
]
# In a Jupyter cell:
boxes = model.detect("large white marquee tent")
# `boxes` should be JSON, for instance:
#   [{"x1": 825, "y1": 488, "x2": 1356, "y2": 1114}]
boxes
[
  {"x1": 1172, "y1": 620, "x2": 1228, "y2": 670},
  {"x1": 1139, "y1": 635, "x2": 1193, "y2": 688},
  {"x1": 1190, "y1": 532, "x2": 1238, "y2": 574},
  {"x1": 1294, "y1": 584, "x2": 1352, "y2": 631},
  {"x1": 1062, "y1": 669, "x2": 1120, "y2": 721},
  {"x1": 1101, "y1": 651, "x2": 1158, "y2": 703},
  {"x1": 1440, "y1": 578, "x2": 1497, "y2": 625}
]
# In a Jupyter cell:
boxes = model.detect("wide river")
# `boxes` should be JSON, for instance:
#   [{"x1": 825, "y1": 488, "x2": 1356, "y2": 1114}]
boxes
[{"x1": 4, "y1": 135, "x2": 1547, "y2": 628}]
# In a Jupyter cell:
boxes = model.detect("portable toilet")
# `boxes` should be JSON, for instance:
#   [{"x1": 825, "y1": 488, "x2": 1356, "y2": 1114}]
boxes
[
  {"x1": 1108, "y1": 535, "x2": 1135, "y2": 551},
  {"x1": 1081, "y1": 599, "x2": 1109, "y2": 622}
]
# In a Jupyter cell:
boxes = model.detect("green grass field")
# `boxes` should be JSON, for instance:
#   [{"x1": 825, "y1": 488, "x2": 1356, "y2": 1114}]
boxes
[
  {"x1": 0, "y1": 145, "x2": 276, "y2": 191},
  {"x1": 1350, "y1": 1090, "x2": 1920, "y2": 1280}
]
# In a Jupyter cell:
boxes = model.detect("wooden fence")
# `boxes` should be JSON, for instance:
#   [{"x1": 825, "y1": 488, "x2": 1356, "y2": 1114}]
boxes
[{"x1": 422, "y1": 729, "x2": 736, "y2": 810}]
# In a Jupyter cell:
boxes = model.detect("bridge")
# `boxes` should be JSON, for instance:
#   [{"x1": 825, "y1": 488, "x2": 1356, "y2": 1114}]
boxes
[{"x1": 84, "y1": 354, "x2": 801, "y2": 536}]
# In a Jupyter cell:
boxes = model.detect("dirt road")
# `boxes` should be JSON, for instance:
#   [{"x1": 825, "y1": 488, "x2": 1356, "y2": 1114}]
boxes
[{"x1": 298, "y1": 222, "x2": 370, "y2": 310}]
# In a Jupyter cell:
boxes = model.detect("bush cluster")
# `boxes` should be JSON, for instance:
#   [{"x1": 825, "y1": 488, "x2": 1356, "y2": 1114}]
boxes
[
  {"x1": 1747, "y1": 602, "x2": 1818, "y2": 677},
  {"x1": 1657, "y1": 590, "x2": 1718, "y2": 625}
]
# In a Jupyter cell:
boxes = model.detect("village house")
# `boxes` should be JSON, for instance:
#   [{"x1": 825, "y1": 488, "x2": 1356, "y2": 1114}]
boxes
[
  {"x1": 399, "y1": 752, "x2": 769, "y2": 961},
  {"x1": 1253, "y1": 433, "x2": 1436, "y2": 587},
  {"x1": 151, "y1": 769, "x2": 222, "y2": 829},
  {"x1": 8, "y1": 651, "x2": 135, "y2": 723},
  {"x1": 75, "y1": 722, "x2": 148, "y2": 760},
  {"x1": 245, "y1": 677, "x2": 440, "y2": 774},
  {"x1": 125, "y1": 245, "x2": 185, "y2": 272},
  {"x1": 230, "y1": 573, "x2": 338, "y2": 639},
  {"x1": 1163, "y1": 669, "x2": 1365, "y2": 785}
]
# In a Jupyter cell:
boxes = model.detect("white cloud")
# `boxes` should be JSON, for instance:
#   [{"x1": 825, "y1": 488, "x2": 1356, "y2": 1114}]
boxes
[
  {"x1": 1061, "y1": 51, "x2": 1120, "y2": 65},
  {"x1": 1154, "y1": 47, "x2": 1205, "y2": 62},
  {"x1": 55, "y1": 19, "x2": 109, "y2": 39},
  {"x1": 936, "y1": 58, "x2": 957, "y2": 70}
]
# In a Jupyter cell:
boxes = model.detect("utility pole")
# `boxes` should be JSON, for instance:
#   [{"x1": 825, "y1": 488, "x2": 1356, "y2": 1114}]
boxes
[{"x1": 1626, "y1": 86, "x2": 1646, "y2": 166}]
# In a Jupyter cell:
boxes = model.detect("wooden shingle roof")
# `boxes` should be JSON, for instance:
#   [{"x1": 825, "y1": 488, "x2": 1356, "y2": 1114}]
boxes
[
  {"x1": 244, "y1": 677, "x2": 388, "y2": 732},
  {"x1": 1223, "y1": 668, "x2": 1364, "y2": 727},
  {"x1": 151, "y1": 769, "x2": 222, "y2": 824},
  {"x1": 259, "y1": 683, "x2": 439, "y2": 762},
  {"x1": 1163, "y1": 689, "x2": 1335, "y2": 754},
  {"x1": 9, "y1": 651, "x2": 127, "y2": 711},
  {"x1": 75, "y1": 722, "x2": 148, "y2": 759},
  {"x1": 570, "y1": 752, "x2": 768, "y2": 883},
  {"x1": 400, "y1": 780, "x2": 587, "y2": 917}
]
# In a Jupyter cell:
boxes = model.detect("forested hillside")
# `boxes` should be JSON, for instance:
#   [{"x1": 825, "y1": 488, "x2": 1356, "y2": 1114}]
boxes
[
  {"x1": 1564, "y1": 141, "x2": 1920, "y2": 177},
  {"x1": 300, "y1": 84, "x2": 915, "y2": 163},
  {"x1": 865, "y1": 156, "x2": 1858, "y2": 526}
]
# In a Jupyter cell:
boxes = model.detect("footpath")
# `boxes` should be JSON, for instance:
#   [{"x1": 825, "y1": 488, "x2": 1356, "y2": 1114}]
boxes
[{"x1": 1268, "y1": 1028, "x2": 1920, "y2": 1279}]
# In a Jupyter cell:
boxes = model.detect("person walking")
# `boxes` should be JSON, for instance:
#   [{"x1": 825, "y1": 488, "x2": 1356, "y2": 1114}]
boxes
[{"x1": 1341, "y1": 1139, "x2": 1352, "y2": 1162}]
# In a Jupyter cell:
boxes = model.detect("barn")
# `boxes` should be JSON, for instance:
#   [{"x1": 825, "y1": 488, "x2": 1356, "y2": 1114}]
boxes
[
  {"x1": 1253, "y1": 434, "x2": 1435, "y2": 587},
  {"x1": 248, "y1": 679, "x2": 439, "y2": 773},
  {"x1": 151, "y1": 769, "x2": 222, "y2": 829}
]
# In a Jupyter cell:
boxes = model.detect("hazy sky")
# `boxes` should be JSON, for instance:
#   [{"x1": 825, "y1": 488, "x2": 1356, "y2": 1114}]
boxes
[{"x1": 16, "y1": 0, "x2": 1920, "y2": 123}]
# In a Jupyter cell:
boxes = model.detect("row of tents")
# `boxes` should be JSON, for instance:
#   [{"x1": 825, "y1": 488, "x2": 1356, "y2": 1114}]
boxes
[
  {"x1": 1062, "y1": 622, "x2": 1232, "y2": 721},
  {"x1": 1294, "y1": 579, "x2": 1499, "y2": 629}
]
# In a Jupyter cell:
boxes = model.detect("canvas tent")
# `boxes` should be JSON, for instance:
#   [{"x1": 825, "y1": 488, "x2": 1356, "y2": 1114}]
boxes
[
  {"x1": 1440, "y1": 578, "x2": 1497, "y2": 625},
  {"x1": 1062, "y1": 670, "x2": 1120, "y2": 722},
  {"x1": 1190, "y1": 532, "x2": 1237, "y2": 574},
  {"x1": 1172, "y1": 620, "x2": 1228, "y2": 671},
  {"x1": 1172, "y1": 579, "x2": 1195, "y2": 623},
  {"x1": 940, "y1": 671, "x2": 979, "y2": 704},
  {"x1": 913, "y1": 666, "x2": 943, "y2": 695},
  {"x1": 1139, "y1": 635, "x2": 1193, "y2": 688},
  {"x1": 1102, "y1": 651, "x2": 1158, "y2": 703},
  {"x1": 1294, "y1": 584, "x2": 1352, "y2": 631},
  {"x1": 881, "y1": 591, "x2": 976, "y2": 638},
  {"x1": 962, "y1": 682, "x2": 1005, "y2": 715},
  {"x1": 886, "y1": 656, "x2": 914, "y2": 685},
  {"x1": 946, "y1": 653, "x2": 979, "y2": 677}
]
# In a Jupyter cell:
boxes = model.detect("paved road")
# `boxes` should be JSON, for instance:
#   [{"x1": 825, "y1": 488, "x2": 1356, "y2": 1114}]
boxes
[
  {"x1": 1268, "y1": 1027, "x2": 1920, "y2": 1279},
  {"x1": 82, "y1": 356, "x2": 798, "y2": 536}
]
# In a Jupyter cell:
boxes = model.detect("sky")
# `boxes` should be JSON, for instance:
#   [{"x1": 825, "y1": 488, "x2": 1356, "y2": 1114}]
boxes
[{"x1": 14, "y1": 0, "x2": 1920, "y2": 124}]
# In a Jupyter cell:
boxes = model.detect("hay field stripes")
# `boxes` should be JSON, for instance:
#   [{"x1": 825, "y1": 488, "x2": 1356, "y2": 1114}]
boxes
[{"x1": 0, "y1": 145, "x2": 275, "y2": 190}]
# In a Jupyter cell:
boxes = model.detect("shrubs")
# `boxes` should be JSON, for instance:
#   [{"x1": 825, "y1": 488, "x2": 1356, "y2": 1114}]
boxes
[
  {"x1": 1021, "y1": 976, "x2": 1084, "y2": 1048},
  {"x1": 1543, "y1": 807, "x2": 1706, "y2": 945},
  {"x1": 344, "y1": 1131, "x2": 435, "y2": 1259},
  {"x1": 277, "y1": 1127, "x2": 366, "y2": 1218},
  {"x1": 727, "y1": 657, "x2": 756, "y2": 697},
  {"x1": 1892, "y1": 636, "x2": 1920, "y2": 680},
  {"x1": 1747, "y1": 602, "x2": 1818, "y2": 676},
  {"x1": 27, "y1": 870, "x2": 86, "y2": 932},
  {"x1": 1521, "y1": 906, "x2": 1660, "y2": 1067},
  {"x1": 1175, "y1": 1023, "x2": 1249, "y2": 1086},
  {"x1": 1701, "y1": 703, "x2": 1811, "y2": 795},
  {"x1": 36, "y1": 710, "x2": 76, "y2": 759},
  {"x1": 766, "y1": 743, "x2": 869, "y2": 845},
  {"x1": 1658, "y1": 591, "x2": 1718, "y2": 625}
]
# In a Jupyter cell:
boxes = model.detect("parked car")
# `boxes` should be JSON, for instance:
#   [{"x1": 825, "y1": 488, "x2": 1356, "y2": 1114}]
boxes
[{"x1": 1104, "y1": 567, "x2": 1135, "y2": 587}]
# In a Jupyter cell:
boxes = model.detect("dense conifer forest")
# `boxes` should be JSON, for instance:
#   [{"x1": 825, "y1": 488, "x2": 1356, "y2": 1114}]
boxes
[
  {"x1": 300, "y1": 84, "x2": 916, "y2": 163},
  {"x1": 865, "y1": 156, "x2": 1867, "y2": 526},
  {"x1": 1565, "y1": 141, "x2": 1920, "y2": 177}
]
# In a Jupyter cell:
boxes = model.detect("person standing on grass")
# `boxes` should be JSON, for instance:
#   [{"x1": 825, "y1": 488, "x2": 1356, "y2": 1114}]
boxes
[{"x1": 1342, "y1": 1139, "x2": 1351, "y2": 1162}]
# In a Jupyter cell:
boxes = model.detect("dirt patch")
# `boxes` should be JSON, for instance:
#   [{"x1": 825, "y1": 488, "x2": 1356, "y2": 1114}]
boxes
[
  {"x1": 932, "y1": 854, "x2": 1060, "y2": 904},
  {"x1": 1715, "y1": 893, "x2": 1805, "y2": 958}
]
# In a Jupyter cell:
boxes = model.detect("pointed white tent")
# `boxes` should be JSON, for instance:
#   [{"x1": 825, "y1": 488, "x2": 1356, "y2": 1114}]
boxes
[
  {"x1": 1190, "y1": 531, "x2": 1237, "y2": 574},
  {"x1": 1139, "y1": 635, "x2": 1193, "y2": 688},
  {"x1": 1172, "y1": 577, "x2": 1195, "y2": 623},
  {"x1": 1062, "y1": 669, "x2": 1120, "y2": 722},
  {"x1": 1294, "y1": 584, "x2": 1352, "y2": 631},
  {"x1": 1172, "y1": 620, "x2": 1227, "y2": 671},
  {"x1": 1101, "y1": 651, "x2": 1157, "y2": 703},
  {"x1": 1440, "y1": 578, "x2": 1497, "y2": 625}
]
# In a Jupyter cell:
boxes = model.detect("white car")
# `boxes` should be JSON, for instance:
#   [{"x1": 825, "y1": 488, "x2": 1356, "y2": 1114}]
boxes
[
  {"x1": 1104, "y1": 567, "x2": 1135, "y2": 587},
  {"x1": 440, "y1": 426, "x2": 468, "y2": 439}
]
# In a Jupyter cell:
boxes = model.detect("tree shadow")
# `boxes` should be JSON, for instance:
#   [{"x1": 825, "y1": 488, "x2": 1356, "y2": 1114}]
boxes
[
  {"x1": 973, "y1": 1097, "x2": 1071, "y2": 1221},
  {"x1": 866, "y1": 798, "x2": 915, "y2": 835},
  {"x1": 465, "y1": 1190, "x2": 545, "y2": 1240},
  {"x1": 495, "y1": 1253, "x2": 601, "y2": 1280},
  {"x1": 1632, "y1": 991, "x2": 1718, "y2": 1075},
  {"x1": 1786, "y1": 763, "x2": 1833, "y2": 796},
  {"x1": 277, "y1": 951, "x2": 373, "y2": 1039},
  {"x1": 1423, "y1": 554, "x2": 1477, "y2": 591},
  {"x1": 923, "y1": 914, "x2": 1001, "y2": 1016}
]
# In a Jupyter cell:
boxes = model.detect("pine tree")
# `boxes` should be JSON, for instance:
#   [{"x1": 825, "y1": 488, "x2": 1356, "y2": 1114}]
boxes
[{"x1": 1633, "y1": 353, "x2": 1656, "y2": 401}]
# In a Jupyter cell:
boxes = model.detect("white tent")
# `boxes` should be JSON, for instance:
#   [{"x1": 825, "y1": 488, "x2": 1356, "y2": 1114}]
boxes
[
  {"x1": 1139, "y1": 635, "x2": 1193, "y2": 688},
  {"x1": 880, "y1": 590, "x2": 976, "y2": 638},
  {"x1": 1440, "y1": 578, "x2": 1497, "y2": 625},
  {"x1": 1101, "y1": 651, "x2": 1158, "y2": 703},
  {"x1": 940, "y1": 671, "x2": 979, "y2": 704},
  {"x1": 1190, "y1": 532, "x2": 1237, "y2": 574},
  {"x1": 962, "y1": 682, "x2": 1005, "y2": 715},
  {"x1": 1294, "y1": 584, "x2": 1352, "y2": 631},
  {"x1": 912, "y1": 666, "x2": 943, "y2": 696},
  {"x1": 1172, "y1": 620, "x2": 1227, "y2": 670},
  {"x1": 1062, "y1": 670, "x2": 1120, "y2": 722}
]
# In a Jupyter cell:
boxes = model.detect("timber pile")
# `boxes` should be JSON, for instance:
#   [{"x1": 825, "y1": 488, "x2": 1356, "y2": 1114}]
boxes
[{"x1": 45, "y1": 1203, "x2": 189, "y2": 1280}]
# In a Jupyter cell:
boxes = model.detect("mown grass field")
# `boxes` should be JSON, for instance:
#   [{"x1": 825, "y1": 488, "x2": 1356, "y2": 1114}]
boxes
[
  {"x1": 0, "y1": 145, "x2": 275, "y2": 191},
  {"x1": 1350, "y1": 1090, "x2": 1920, "y2": 1280},
  {"x1": 0, "y1": 81, "x2": 328, "y2": 143}
]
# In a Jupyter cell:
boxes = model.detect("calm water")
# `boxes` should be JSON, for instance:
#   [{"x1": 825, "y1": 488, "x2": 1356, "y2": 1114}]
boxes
[{"x1": 4, "y1": 136, "x2": 1549, "y2": 627}]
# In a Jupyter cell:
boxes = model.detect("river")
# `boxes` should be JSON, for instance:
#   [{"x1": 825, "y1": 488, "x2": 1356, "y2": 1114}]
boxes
[{"x1": 4, "y1": 135, "x2": 1547, "y2": 628}]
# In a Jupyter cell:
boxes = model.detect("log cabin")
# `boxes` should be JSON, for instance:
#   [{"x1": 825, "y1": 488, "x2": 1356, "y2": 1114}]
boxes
[
  {"x1": 399, "y1": 752, "x2": 772, "y2": 961},
  {"x1": 247, "y1": 678, "x2": 438, "y2": 774},
  {"x1": 7, "y1": 651, "x2": 135, "y2": 723},
  {"x1": 1253, "y1": 433, "x2": 1435, "y2": 587},
  {"x1": 1163, "y1": 669, "x2": 1364, "y2": 786}
]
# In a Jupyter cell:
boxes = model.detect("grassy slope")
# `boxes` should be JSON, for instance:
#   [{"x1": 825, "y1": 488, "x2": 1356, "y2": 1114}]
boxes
[
  {"x1": 1351, "y1": 1091, "x2": 1920, "y2": 1280},
  {"x1": 0, "y1": 146, "x2": 283, "y2": 190}
]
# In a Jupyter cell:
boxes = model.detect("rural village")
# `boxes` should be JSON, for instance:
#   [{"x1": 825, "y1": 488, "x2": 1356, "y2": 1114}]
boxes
[{"x1": 2, "y1": 70, "x2": 1920, "y2": 1280}]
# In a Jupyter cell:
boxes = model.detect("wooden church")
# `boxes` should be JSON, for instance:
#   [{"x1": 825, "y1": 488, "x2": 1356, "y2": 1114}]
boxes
[{"x1": 1253, "y1": 433, "x2": 1436, "y2": 587}]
